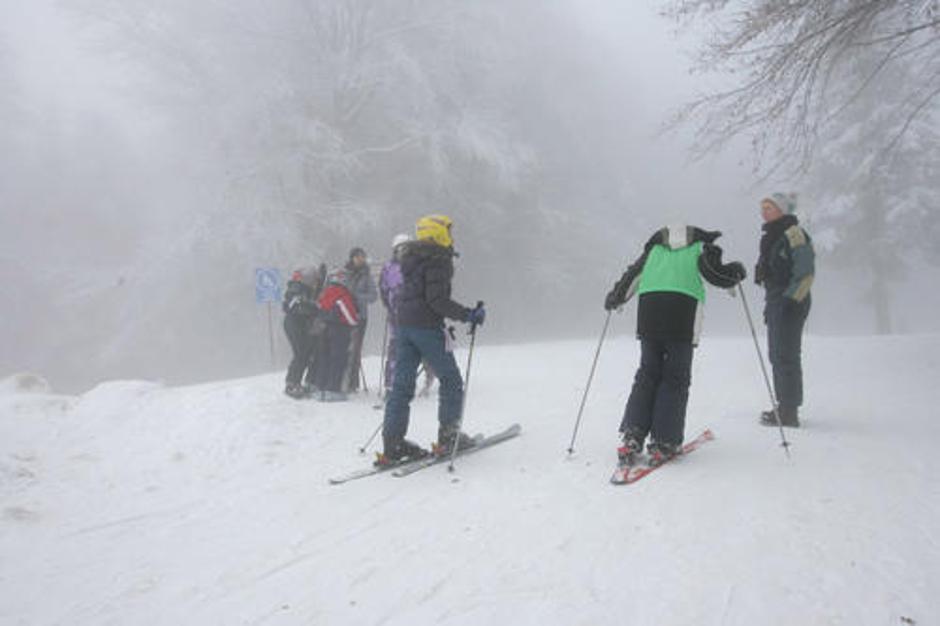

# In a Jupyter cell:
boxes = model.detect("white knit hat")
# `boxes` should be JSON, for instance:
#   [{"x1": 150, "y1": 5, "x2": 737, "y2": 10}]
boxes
[{"x1": 764, "y1": 192, "x2": 798, "y2": 214}]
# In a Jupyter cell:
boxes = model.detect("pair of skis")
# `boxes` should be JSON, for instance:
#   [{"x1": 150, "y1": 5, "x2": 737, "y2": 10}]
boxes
[
  {"x1": 329, "y1": 424, "x2": 713, "y2": 485},
  {"x1": 610, "y1": 429, "x2": 714, "y2": 485},
  {"x1": 328, "y1": 423, "x2": 521, "y2": 485}
]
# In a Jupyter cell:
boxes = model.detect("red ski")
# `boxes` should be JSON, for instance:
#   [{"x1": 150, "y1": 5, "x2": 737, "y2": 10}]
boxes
[{"x1": 610, "y1": 429, "x2": 714, "y2": 485}]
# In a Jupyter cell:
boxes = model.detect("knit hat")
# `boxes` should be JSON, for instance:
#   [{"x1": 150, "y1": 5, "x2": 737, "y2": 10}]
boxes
[
  {"x1": 763, "y1": 192, "x2": 797, "y2": 215},
  {"x1": 349, "y1": 247, "x2": 367, "y2": 261}
]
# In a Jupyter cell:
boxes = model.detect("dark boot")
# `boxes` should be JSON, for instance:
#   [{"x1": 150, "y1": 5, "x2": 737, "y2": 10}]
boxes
[
  {"x1": 435, "y1": 424, "x2": 477, "y2": 456},
  {"x1": 375, "y1": 438, "x2": 429, "y2": 467},
  {"x1": 760, "y1": 407, "x2": 800, "y2": 428},
  {"x1": 284, "y1": 383, "x2": 306, "y2": 399},
  {"x1": 647, "y1": 440, "x2": 681, "y2": 467},
  {"x1": 617, "y1": 429, "x2": 644, "y2": 465},
  {"x1": 779, "y1": 406, "x2": 800, "y2": 427}
]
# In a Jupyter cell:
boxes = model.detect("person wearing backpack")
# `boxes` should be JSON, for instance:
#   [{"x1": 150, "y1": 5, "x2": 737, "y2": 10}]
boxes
[
  {"x1": 604, "y1": 225, "x2": 746, "y2": 466},
  {"x1": 376, "y1": 215, "x2": 486, "y2": 465},
  {"x1": 282, "y1": 265, "x2": 325, "y2": 399}
]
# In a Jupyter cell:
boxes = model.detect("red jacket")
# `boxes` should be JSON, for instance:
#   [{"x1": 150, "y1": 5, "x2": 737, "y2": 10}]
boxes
[{"x1": 318, "y1": 284, "x2": 359, "y2": 326}]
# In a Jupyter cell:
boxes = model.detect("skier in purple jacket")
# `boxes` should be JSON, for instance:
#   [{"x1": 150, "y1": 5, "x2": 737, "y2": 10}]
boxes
[{"x1": 379, "y1": 234, "x2": 435, "y2": 398}]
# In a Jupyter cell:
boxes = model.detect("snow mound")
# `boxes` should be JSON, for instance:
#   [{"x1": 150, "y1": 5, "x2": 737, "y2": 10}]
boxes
[
  {"x1": 0, "y1": 372, "x2": 52, "y2": 395},
  {"x1": 75, "y1": 380, "x2": 164, "y2": 415}
]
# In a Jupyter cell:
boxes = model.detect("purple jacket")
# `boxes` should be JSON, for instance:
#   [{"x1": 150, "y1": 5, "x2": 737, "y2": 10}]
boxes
[{"x1": 379, "y1": 260, "x2": 404, "y2": 325}]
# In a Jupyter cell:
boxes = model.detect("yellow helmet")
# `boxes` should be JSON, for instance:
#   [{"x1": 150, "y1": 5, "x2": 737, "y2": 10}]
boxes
[{"x1": 415, "y1": 214, "x2": 454, "y2": 248}]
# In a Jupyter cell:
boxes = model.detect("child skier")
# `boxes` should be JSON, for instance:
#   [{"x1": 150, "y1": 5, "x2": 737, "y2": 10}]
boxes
[
  {"x1": 377, "y1": 215, "x2": 486, "y2": 465},
  {"x1": 604, "y1": 225, "x2": 746, "y2": 465}
]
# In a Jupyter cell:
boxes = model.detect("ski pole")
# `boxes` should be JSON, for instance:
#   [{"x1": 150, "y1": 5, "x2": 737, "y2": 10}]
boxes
[
  {"x1": 358, "y1": 421, "x2": 383, "y2": 455},
  {"x1": 448, "y1": 301, "x2": 483, "y2": 473},
  {"x1": 566, "y1": 310, "x2": 612, "y2": 455},
  {"x1": 377, "y1": 314, "x2": 389, "y2": 398},
  {"x1": 737, "y1": 282, "x2": 791, "y2": 457},
  {"x1": 359, "y1": 356, "x2": 371, "y2": 395}
]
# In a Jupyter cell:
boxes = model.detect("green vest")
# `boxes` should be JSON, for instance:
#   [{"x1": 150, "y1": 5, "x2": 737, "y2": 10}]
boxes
[{"x1": 637, "y1": 242, "x2": 706, "y2": 302}]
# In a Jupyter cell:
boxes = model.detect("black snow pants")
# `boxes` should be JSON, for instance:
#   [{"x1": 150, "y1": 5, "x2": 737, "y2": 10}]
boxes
[
  {"x1": 619, "y1": 338, "x2": 694, "y2": 447},
  {"x1": 313, "y1": 323, "x2": 352, "y2": 393},
  {"x1": 765, "y1": 294, "x2": 811, "y2": 411},
  {"x1": 284, "y1": 314, "x2": 315, "y2": 386}
]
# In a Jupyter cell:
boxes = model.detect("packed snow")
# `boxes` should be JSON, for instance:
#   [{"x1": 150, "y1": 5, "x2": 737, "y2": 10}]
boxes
[{"x1": 2, "y1": 331, "x2": 938, "y2": 625}]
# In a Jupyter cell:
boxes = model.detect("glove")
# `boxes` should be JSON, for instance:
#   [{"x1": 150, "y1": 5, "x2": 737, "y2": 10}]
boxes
[
  {"x1": 467, "y1": 304, "x2": 486, "y2": 327},
  {"x1": 604, "y1": 291, "x2": 621, "y2": 311},
  {"x1": 727, "y1": 261, "x2": 747, "y2": 283}
]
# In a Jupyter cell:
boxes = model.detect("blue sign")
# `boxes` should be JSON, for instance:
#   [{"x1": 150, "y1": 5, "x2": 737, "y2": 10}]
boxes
[{"x1": 255, "y1": 268, "x2": 282, "y2": 303}]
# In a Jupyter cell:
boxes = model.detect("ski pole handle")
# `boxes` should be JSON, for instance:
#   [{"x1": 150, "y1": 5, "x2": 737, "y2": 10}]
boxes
[{"x1": 469, "y1": 300, "x2": 485, "y2": 334}]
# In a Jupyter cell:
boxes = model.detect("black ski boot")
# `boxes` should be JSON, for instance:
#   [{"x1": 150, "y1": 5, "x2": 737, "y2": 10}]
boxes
[
  {"x1": 284, "y1": 383, "x2": 306, "y2": 399},
  {"x1": 375, "y1": 438, "x2": 430, "y2": 467},
  {"x1": 647, "y1": 441, "x2": 681, "y2": 467},
  {"x1": 434, "y1": 424, "x2": 477, "y2": 456},
  {"x1": 617, "y1": 431, "x2": 644, "y2": 466},
  {"x1": 759, "y1": 406, "x2": 800, "y2": 428}
]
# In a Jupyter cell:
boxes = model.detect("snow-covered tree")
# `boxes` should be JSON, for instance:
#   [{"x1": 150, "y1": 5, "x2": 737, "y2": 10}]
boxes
[
  {"x1": 807, "y1": 51, "x2": 940, "y2": 333},
  {"x1": 663, "y1": 0, "x2": 940, "y2": 175}
]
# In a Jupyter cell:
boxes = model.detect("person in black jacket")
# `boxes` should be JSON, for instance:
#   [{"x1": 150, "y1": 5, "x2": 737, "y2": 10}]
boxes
[
  {"x1": 342, "y1": 247, "x2": 378, "y2": 393},
  {"x1": 755, "y1": 193, "x2": 815, "y2": 428},
  {"x1": 605, "y1": 226, "x2": 746, "y2": 464},
  {"x1": 377, "y1": 215, "x2": 486, "y2": 465},
  {"x1": 282, "y1": 265, "x2": 326, "y2": 398}
]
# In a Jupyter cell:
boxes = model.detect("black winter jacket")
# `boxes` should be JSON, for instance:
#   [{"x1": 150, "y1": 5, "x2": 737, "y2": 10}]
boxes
[
  {"x1": 396, "y1": 241, "x2": 471, "y2": 328},
  {"x1": 607, "y1": 226, "x2": 745, "y2": 344}
]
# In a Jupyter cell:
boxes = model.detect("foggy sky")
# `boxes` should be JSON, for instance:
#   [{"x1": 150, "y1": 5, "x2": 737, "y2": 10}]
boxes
[{"x1": 2, "y1": 0, "x2": 937, "y2": 393}]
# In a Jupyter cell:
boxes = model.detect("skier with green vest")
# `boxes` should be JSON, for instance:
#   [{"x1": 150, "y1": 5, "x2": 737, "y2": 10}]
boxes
[{"x1": 604, "y1": 225, "x2": 746, "y2": 465}]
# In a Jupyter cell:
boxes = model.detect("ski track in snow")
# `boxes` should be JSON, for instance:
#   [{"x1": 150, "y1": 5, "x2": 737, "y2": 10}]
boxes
[{"x1": 1, "y1": 334, "x2": 939, "y2": 625}]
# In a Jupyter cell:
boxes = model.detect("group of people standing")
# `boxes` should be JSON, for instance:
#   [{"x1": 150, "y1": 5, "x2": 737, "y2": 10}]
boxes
[
  {"x1": 282, "y1": 214, "x2": 486, "y2": 465},
  {"x1": 282, "y1": 247, "x2": 377, "y2": 402},
  {"x1": 283, "y1": 195, "x2": 814, "y2": 468}
]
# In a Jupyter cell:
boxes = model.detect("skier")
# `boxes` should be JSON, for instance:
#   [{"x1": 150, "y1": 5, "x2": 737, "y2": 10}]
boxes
[
  {"x1": 378, "y1": 234, "x2": 436, "y2": 399},
  {"x1": 755, "y1": 193, "x2": 815, "y2": 428},
  {"x1": 282, "y1": 265, "x2": 326, "y2": 398},
  {"x1": 377, "y1": 214, "x2": 486, "y2": 465},
  {"x1": 311, "y1": 268, "x2": 359, "y2": 402},
  {"x1": 342, "y1": 247, "x2": 378, "y2": 394},
  {"x1": 605, "y1": 225, "x2": 746, "y2": 465}
]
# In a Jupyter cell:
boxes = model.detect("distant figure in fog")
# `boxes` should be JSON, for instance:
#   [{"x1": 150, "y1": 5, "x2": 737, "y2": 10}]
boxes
[
  {"x1": 312, "y1": 268, "x2": 359, "y2": 402},
  {"x1": 342, "y1": 247, "x2": 378, "y2": 393},
  {"x1": 282, "y1": 264, "x2": 326, "y2": 399}
]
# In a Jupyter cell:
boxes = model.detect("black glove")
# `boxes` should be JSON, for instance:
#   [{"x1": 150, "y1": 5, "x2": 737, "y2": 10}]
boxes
[
  {"x1": 468, "y1": 304, "x2": 486, "y2": 327},
  {"x1": 604, "y1": 291, "x2": 620, "y2": 311},
  {"x1": 727, "y1": 262, "x2": 747, "y2": 283}
]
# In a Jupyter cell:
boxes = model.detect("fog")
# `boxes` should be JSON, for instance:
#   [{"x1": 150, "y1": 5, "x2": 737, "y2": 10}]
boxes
[{"x1": 2, "y1": 0, "x2": 938, "y2": 393}]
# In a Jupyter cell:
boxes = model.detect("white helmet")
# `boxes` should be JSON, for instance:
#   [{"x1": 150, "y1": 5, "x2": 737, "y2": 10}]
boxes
[{"x1": 392, "y1": 233, "x2": 410, "y2": 249}]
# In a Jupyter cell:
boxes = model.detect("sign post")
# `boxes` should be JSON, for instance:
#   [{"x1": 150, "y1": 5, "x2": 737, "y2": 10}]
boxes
[{"x1": 255, "y1": 268, "x2": 282, "y2": 369}]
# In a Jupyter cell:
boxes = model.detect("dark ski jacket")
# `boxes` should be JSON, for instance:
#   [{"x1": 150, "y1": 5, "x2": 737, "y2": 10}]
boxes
[
  {"x1": 282, "y1": 266, "x2": 324, "y2": 317},
  {"x1": 344, "y1": 262, "x2": 378, "y2": 321},
  {"x1": 607, "y1": 226, "x2": 745, "y2": 345},
  {"x1": 755, "y1": 214, "x2": 815, "y2": 304},
  {"x1": 396, "y1": 240, "x2": 472, "y2": 328}
]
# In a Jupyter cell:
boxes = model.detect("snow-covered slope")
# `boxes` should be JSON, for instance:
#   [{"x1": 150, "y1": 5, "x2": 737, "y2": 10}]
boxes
[{"x1": 2, "y1": 333, "x2": 938, "y2": 625}]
